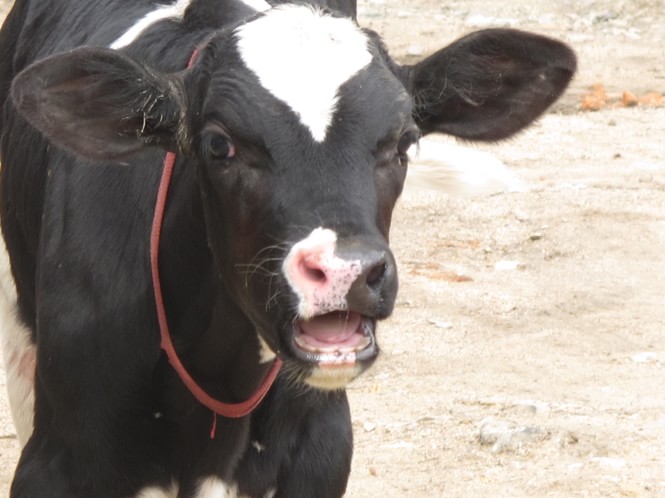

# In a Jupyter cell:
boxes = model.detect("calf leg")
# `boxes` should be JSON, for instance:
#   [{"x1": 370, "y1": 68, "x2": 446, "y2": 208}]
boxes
[
  {"x1": 236, "y1": 381, "x2": 353, "y2": 498},
  {"x1": 274, "y1": 393, "x2": 353, "y2": 498}
]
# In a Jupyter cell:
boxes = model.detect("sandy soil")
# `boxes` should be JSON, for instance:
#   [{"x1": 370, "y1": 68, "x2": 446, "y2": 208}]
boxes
[{"x1": 1, "y1": 0, "x2": 664, "y2": 497}]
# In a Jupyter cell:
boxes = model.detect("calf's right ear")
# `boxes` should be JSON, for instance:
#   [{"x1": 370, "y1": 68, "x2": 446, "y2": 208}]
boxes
[{"x1": 11, "y1": 47, "x2": 187, "y2": 161}]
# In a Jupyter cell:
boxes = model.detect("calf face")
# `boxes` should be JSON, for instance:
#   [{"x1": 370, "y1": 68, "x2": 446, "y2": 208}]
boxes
[{"x1": 11, "y1": 5, "x2": 575, "y2": 390}]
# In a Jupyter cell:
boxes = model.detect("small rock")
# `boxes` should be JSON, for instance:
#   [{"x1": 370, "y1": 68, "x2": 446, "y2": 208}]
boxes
[
  {"x1": 529, "y1": 233, "x2": 543, "y2": 241},
  {"x1": 638, "y1": 92, "x2": 664, "y2": 106},
  {"x1": 406, "y1": 45, "x2": 424, "y2": 57},
  {"x1": 465, "y1": 14, "x2": 517, "y2": 27},
  {"x1": 363, "y1": 421, "x2": 376, "y2": 433},
  {"x1": 620, "y1": 483, "x2": 646, "y2": 496},
  {"x1": 513, "y1": 210, "x2": 530, "y2": 222},
  {"x1": 558, "y1": 431, "x2": 579, "y2": 448},
  {"x1": 622, "y1": 90, "x2": 638, "y2": 107},
  {"x1": 581, "y1": 83, "x2": 607, "y2": 111},
  {"x1": 427, "y1": 318, "x2": 453, "y2": 329},
  {"x1": 380, "y1": 440, "x2": 414, "y2": 450},
  {"x1": 479, "y1": 418, "x2": 545, "y2": 453},
  {"x1": 593, "y1": 11, "x2": 618, "y2": 24},
  {"x1": 494, "y1": 260, "x2": 525, "y2": 271},
  {"x1": 631, "y1": 352, "x2": 659, "y2": 363},
  {"x1": 591, "y1": 456, "x2": 626, "y2": 469}
]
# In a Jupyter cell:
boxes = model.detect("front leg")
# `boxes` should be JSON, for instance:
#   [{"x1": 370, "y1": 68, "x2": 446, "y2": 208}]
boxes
[
  {"x1": 236, "y1": 378, "x2": 353, "y2": 498},
  {"x1": 274, "y1": 391, "x2": 353, "y2": 498}
]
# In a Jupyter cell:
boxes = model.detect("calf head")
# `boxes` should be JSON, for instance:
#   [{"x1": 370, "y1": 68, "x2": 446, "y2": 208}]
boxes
[{"x1": 11, "y1": 5, "x2": 575, "y2": 389}]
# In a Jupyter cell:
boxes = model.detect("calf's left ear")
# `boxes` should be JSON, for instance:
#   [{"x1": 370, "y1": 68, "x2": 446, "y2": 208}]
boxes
[
  {"x1": 11, "y1": 47, "x2": 187, "y2": 161},
  {"x1": 404, "y1": 29, "x2": 577, "y2": 141}
]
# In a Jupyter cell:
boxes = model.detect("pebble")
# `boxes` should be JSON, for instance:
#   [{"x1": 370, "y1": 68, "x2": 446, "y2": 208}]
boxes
[
  {"x1": 465, "y1": 14, "x2": 518, "y2": 27},
  {"x1": 406, "y1": 45, "x2": 424, "y2": 56},
  {"x1": 427, "y1": 318, "x2": 453, "y2": 329},
  {"x1": 631, "y1": 352, "x2": 659, "y2": 363},
  {"x1": 363, "y1": 421, "x2": 377, "y2": 433},
  {"x1": 590, "y1": 456, "x2": 626, "y2": 469},
  {"x1": 494, "y1": 260, "x2": 525, "y2": 271},
  {"x1": 478, "y1": 418, "x2": 545, "y2": 453}
]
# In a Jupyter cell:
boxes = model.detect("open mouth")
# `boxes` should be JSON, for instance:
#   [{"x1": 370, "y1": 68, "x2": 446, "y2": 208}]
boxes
[{"x1": 290, "y1": 311, "x2": 377, "y2": 366}]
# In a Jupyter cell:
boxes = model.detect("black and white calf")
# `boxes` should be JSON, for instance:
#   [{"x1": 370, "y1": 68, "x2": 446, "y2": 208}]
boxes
[{"x1": 0, "y1": 0, "x2": 576, "y2": 496}]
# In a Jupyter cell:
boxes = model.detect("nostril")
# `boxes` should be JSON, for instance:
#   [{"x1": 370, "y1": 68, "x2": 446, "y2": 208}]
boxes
[
  {"x1": 365, "y1": 261, "x2": 387, "y2": 290},
  {"x1": 299, "y1": 259, "x2": 327, "y2": 284}
]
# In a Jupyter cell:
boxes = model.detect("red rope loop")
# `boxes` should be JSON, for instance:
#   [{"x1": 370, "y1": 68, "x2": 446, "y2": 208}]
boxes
[{"x1": 149, "y1": 46, "x2": 282, "y2": 430}]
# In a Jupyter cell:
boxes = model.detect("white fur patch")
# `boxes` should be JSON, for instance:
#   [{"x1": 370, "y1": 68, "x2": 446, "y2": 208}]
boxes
[
  {"x1": 257, "y1": 334, "x2": 277, "y2": 364},
  {"x1": 283, "y1": 227, "x2": 337, "y2": 319},
  {"x1": 110, "y1": 0, "x2": 271, "y2": 49},
  {"x1": 251, "y1": 440, "x2": 266, "y2": 453},
  {"x1": 110, "y1": 0, "x2": 192, "y2": 49},
  {"x1": 195, "y1": 477, "x2": 238, "y2": 498},
  {"x1": 239, "y1": 0, "x2": 271, "y2": 12},
  {"x1": 235, "y1": 5, "x2": 372, "y2": 142},
  {"x1": 305, "y1": 364, "x2": 362, "y2": 390},
  {"x1": 282, "y1": 227, "x2": 363, "y2": 320},
  {"x1": 0, "y1": 236, "x2": 35, "y2": 447},
  {"x1": 135, "y1": 483, "x2": 179, "y2": 498}
]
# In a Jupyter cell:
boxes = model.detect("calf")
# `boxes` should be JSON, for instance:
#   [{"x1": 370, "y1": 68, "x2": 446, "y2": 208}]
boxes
[{"x1": 0, "y1": 0, "x2": 576, "y2": 496}]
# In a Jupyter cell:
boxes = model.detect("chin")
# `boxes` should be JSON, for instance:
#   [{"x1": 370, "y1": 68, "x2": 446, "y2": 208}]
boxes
[
  {"x1": 304, "y1": 363, "x2": 367, "y2": 390},
  {"x1": 276, "y1": 310, "x2": 380, "y2": 390}
]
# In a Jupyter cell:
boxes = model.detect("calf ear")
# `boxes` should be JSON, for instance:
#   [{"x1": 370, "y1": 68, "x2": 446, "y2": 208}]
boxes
[
  {"x1": 405, "y1": 29, "x2": 576, "y2": 141},
  {"x1": 11, "y1": 47, "x2": 186, "y2": 161}
]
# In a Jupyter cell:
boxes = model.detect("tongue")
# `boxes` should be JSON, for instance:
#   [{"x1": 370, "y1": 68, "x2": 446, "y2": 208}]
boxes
[{"x1": 299, "y1": 311, "x2": 362, "y2": 345}]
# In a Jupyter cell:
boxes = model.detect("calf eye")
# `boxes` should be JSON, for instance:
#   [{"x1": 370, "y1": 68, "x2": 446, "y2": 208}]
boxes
[
  {"x1": 202, "y1": 133, "x2": 236, "y2": 162},
  {"x1": 396, "y1": 130, "x2": 421, "y2": 166}
]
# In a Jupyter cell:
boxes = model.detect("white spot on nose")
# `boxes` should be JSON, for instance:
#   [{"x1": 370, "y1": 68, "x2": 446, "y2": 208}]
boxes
[{"x1": 283, "y1": 228, "x2": 362, "y2": 319}]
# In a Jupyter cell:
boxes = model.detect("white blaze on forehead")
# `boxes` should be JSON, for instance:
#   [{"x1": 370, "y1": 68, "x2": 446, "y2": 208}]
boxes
[
  {"x1": 235, "y1": 5, "x2": 372, "y2": 142},
  {"x1": 110, "y1": 0, "x2": 271, "y2": 49}
]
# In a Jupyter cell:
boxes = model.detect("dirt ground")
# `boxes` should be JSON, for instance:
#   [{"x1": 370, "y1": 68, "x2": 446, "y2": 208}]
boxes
[{"x1": 1, "y1": 0, "x2": 664, "y2": 497}]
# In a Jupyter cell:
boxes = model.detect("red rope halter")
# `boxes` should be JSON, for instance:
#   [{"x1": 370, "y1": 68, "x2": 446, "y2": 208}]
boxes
[{"x1": 149, "y1": 47, "x2": 282, "y2": 435}]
